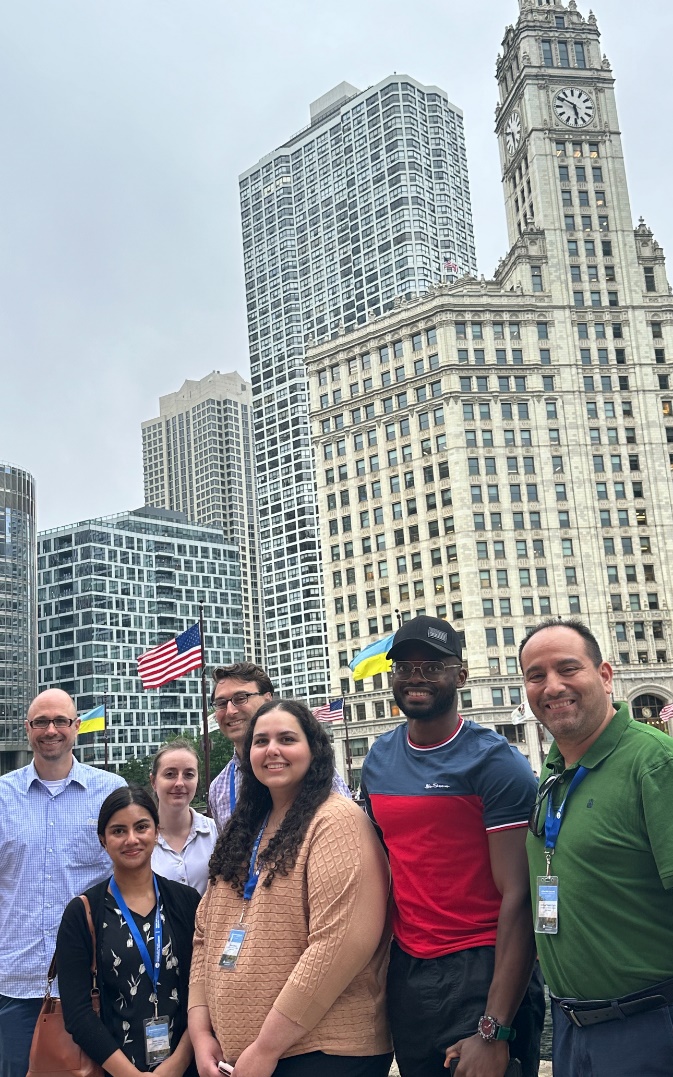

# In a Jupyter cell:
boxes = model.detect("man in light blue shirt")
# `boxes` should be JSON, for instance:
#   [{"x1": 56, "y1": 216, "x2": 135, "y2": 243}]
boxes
[{"x1": 0, "y1": 689, "x2": 125, "y2": 1077}]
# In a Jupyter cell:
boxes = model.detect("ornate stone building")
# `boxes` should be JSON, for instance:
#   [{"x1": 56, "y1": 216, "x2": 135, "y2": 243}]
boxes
[{"x1": 306, "y1": 0, "x2": 673, "y2": 783}]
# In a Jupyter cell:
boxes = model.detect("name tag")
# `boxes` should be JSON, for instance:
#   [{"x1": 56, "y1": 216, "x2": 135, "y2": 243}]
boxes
[
  {"x1": 144, "y1": 1017, "x2": 171, "y2": 1066},
  {"x1": 219, "y1": 926, "x2": 248, "y2": 971},
  {"x1": 535, "y1": 876, "x2": 559, "y2": 935}
]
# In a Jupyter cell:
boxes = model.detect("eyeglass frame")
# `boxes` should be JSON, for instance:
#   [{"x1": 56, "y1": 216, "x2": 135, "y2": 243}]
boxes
[
  {"x1": 211, "y1": 691, "x2": 263, "y2": 711},
  {"x1": 391, "y1": 660, "x2": 463, "y2": 682},
  {"x1": 528, "y1": 772, "x2": 565, "y2": 837},
  {"x1": 28, "y1": 717, "x2": 76, "y2": 730}
]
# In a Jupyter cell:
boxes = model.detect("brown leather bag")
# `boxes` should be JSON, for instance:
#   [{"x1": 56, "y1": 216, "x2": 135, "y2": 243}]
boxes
[{"x1": 27, "y1": 895, "x2": 104, "y2": 1077}]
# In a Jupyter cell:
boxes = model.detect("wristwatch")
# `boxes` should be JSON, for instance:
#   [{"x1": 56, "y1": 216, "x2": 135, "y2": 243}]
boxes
[{"x1": 477, "y1": 1015, "x2": 517, "y2": 1043}]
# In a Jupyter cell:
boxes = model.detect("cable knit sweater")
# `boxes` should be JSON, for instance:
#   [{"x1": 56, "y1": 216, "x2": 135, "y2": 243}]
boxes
[{"x1": 188, "y1": 793, "x2": 392, "y2": 1062}]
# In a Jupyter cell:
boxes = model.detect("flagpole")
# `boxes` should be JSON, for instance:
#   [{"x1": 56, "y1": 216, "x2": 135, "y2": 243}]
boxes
[
  {"x1": 199, "y1": 602, "x2": 211, "y2": 801},
  {"x1": 343, "y1": 709, "x2": 353, "y2": 791},
  {"x1": 103, "y1": 692, "x2": 109, "y2": 772}
]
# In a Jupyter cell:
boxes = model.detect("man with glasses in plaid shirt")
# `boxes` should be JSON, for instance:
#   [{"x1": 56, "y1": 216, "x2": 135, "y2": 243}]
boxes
[
  {"x1": 361, "y1": 616, "x2": 543, "y2": 1077},
  {"x1": 208, "y1": 663, "x2": 350, "y2": 831},
  {"x1": 0, "y1": 689, "x2": 125, "y2": 1077},
  {"x1": 521, "y1": 619, "x2": 673, "y2": 1077}
]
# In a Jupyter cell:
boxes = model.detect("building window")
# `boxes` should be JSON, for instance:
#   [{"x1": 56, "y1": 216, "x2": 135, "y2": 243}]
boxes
[
  {"x1": 541, "y1": 39, "x2": 554, "y2": 66},
  {"x1": 531, "y1": 266, "x2": 543, "y2": 292}
]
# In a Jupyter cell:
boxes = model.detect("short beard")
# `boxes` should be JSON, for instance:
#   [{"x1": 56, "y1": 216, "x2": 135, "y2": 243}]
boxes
[{"x1": 393, "y1": 681, "x2": 458, "y2": 722}]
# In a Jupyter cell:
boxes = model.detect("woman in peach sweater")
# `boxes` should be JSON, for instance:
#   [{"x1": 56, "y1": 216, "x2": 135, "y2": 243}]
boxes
[{"x1": 188, "y1": 699, "x2": 392, "y2": 1077}]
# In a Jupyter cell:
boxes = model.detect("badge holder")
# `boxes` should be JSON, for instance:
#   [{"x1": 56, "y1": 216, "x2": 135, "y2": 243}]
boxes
[
  {"x1": 219, "y1": 925, "x2": 248, "y2": 971},
  {"x1": 535, "y1": 875, "x2": 559, "y2": 934},
  {"x1": 144, "y1": 999, "x2": 171, "y2": 1067}
]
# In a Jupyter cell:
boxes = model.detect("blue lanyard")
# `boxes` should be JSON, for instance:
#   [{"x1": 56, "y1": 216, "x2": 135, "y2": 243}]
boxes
[
  {"x1": 243, "y1": 813, "x2": 270, "y2": 902},
  {"x1": 229, "y1": 761, "x2": 237, "y2": 815},
  {"x1": 109, "y1": 874, "x2": 163, "y2": 995},
  {"x1": 544, "y1": 765, "x2": 589, "y2": 851}
]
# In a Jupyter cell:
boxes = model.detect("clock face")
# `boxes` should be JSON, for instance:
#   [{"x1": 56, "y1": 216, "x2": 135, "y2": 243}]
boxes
[
  {"x1": 554, "y1": 87, "x2": 595, "y2": 128},
  {"x1": 505, "y1": 111, "x2": 522, "y2": 156}
]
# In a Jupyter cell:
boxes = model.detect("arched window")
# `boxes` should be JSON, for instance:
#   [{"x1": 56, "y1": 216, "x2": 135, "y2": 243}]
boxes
[{"x1": 631, "y1": 694, "x2": 670, "y2": 734}]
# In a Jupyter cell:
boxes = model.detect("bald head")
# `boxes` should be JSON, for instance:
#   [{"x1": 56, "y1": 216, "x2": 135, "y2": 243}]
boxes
[
  {"x1": 26, "y1": 689, "x2": 80, "y2": 777},
  {"x1": 27, "y1": 689, "x2": 77, "y2": 723}
]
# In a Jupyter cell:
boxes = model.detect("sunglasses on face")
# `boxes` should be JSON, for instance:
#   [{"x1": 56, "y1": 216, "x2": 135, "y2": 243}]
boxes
[{"x1": 391, "y1": 660, "x2": 462, "y2": 682}]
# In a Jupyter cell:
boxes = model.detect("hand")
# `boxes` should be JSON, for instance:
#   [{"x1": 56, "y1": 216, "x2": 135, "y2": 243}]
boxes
[
  {"x1": 192, "y1": 1033, "x2": 224, "y2": 1077},
  {"x1": 232, "y1": 1039, "x2": 280, "y2": 1077},
  {"x1": 444, "y1": 1033, "x2": 510, "y2": 1077}
]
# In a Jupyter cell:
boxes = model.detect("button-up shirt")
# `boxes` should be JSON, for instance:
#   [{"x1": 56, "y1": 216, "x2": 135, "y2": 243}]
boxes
[
  {"x1": 152, "y1": 809, "x2": 218, "y2": 895},
  {"x1": 209, "y1": 753, "x2": 352, "y2": 834},
  {"x1": 0, "y1": 758, "x2": 125, "y2": 998}
]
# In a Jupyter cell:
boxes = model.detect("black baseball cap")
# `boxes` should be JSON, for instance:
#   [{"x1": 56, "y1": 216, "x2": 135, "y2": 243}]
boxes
[{"x1": 387, "y1": 615, "x2": 463, "y2": 661}]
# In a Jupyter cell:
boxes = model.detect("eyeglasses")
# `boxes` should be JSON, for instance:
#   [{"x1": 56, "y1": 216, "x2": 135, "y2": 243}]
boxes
[
  {"x1": 212, "y1": 691, "x2": 262, "y2": 711},
  {"x1": 528, "y1": 773, "x2": 565, "y2": 837},
  {"x1": 391, "y1": 660, "x2": 462, "y2": 682},
  {"x1": 28, "y1": 718, "x2": 75, "y2": 730}
]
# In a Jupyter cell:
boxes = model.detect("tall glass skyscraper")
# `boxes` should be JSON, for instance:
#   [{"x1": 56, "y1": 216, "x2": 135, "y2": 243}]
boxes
[
  {"x1": 142, "y1": 372, "x2": 263, "y2": 665},
  {"x1": 37, "y1": 507, "x2": 245, "y2": 770},
  {"x1": 0, "y1": 463, "x2": 37, "y2": 774},
  {"x1": 240, "y1": 75, "x2": 476, "y2": 704}
]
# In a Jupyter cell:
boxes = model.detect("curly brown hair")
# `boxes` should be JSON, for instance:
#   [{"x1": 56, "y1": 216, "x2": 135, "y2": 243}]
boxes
[{"x1": 208, "y1": 699, "x2": 335, "y2": 894}]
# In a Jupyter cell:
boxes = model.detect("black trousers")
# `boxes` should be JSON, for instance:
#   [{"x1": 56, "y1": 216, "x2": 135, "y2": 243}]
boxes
[
  {"x1": 387, "y1": 943, "x2": 545, "y2": 1077},
  {"x1": 273, "y1": 1051, "x2": 393, "y2": 1076}
]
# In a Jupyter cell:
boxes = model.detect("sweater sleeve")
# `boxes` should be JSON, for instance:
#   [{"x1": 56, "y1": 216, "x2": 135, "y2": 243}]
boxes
[
  {"x1": 56, "y1": 896, "x2": 123, "y2": 1067},
  {"x1": 187, "y1": 883, "x2": 211, "y2": 1010},
  {"x1": 273, "y1": 801, "x2": 389, "y2": 1032}
]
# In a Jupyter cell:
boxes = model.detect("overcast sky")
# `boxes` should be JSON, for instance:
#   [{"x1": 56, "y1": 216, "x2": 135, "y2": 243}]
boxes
[{"x1": 1, "y1": 0, "x2": 670, "y2": 531}]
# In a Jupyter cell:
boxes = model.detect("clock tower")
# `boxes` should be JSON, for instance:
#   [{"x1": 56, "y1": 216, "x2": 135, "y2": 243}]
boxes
[{"x1": 494, "y1": 0, "x2": 646, "y2": 307}]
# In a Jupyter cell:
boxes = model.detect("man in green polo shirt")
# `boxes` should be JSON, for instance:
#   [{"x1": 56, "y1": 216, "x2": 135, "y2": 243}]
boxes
[{"x1": 520, "y1": 619, "x2": 673, "y2": 1077}]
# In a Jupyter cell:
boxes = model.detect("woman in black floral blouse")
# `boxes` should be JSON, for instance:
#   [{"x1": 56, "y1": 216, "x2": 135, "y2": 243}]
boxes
[{"x1": 57, "y1": 787, "x2": 200, "y2": 1077}]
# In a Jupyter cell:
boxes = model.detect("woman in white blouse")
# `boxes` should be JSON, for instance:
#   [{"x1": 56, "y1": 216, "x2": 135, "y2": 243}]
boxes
[{"x1": 151, "y1": 739, "x2": 218, "y2": 895}]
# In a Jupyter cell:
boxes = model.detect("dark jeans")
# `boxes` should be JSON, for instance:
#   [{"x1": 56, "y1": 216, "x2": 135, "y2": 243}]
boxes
[
  {"x1": 552, "y1": 998, "x2": 673, "y2": 1076},
  {"x1": 387, "y1": 943, "x2": 545, "y2": 1077},
  {"x1": 0, "y1": 995, "x2": 43, "y2": 1077},
  {"x1": 273, "y1": 1052, "x2": 393, "y2": 1076}
]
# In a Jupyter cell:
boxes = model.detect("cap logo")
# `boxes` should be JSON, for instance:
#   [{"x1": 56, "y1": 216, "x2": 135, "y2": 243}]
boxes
[{"x1": 428, "y1": 628, "x2": 448, "y2": 643}]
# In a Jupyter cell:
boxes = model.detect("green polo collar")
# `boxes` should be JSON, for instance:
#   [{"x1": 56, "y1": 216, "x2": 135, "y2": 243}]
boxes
[{"x1": 545, "y1": 700, "x2": 631, "y2": 774}]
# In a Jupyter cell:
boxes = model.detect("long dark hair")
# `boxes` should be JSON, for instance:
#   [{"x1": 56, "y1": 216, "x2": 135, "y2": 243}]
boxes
[
  {"x1": 208, "y1": 699, "x2": 334, "y2": 894},
  {"x1": 97, "y1": 785, "x2": 159, "y2": 837}
]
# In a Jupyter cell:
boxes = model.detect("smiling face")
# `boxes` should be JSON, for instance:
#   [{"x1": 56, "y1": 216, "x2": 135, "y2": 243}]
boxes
[
  {"x1": 249, "y1": 709, "x2": 312, "y2": 802},
  {"x1": 212, "y1": 678, "x2": 272, "y2": 750},
  {"x1": 391, "y1": 645, "x2": 466, "y2": 724},
  {"x1": 25, "y1": 689, "x2": 80, "y2": 768},
  {"x1": 521, "y1": 626, "x2": 614, "y2": 759},
  {"x1": 151, "y1": 748, "x2": 198, "y2": 810},
  {"x1": 100, "y1": 804, "x2": 158, "y2": 872}
]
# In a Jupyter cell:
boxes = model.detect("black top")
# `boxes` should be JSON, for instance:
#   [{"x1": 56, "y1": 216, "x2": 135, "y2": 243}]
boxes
[{"x1": 57, "y1": 876, "x2": 200, "y2": 1074}]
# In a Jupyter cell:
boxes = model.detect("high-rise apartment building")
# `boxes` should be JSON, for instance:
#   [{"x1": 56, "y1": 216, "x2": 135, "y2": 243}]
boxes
[
  {"x1": 37, "y1": 506, "x2": 245, "y2": 769},
  {"x1": 0, "y1": 463, "x2": 37, "y2": 774},
  {"x1": 306, "y1": 0, "x2": 673, "y2": 783},
  {"x1": 142, "y1": 372, "x2": 263, "y2": 664},
  {"x1": 241, "y1": 76, "x2": 477, "y2": 704}
]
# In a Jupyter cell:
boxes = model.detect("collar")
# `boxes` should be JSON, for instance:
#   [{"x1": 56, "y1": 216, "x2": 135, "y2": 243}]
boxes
[
  {"x1": 156, "y1": 809, "x2": 211, "y2": 851},
  {"x1": 232, "y1": 752, "x2": 241, "y2": 770},
  {"x1": 25, "y1": 757, "x2": 87, "y2": 791},
  {"x1": 407, "y1": 715, "x2": 464, "y2": 752},
  {"x1": 545, "y1": 701, "x2": 631, "y2": 774}
]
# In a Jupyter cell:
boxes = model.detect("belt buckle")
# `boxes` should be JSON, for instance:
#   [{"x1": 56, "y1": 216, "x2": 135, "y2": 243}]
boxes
[{"x1": 560, "y1": 1002, "x2": 584, "y2": 1028}]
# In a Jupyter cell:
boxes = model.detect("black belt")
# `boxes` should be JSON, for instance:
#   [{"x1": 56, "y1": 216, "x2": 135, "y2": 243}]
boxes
[{"x1": 551, "y1": 977, "x2": 673, "y2": 1028}]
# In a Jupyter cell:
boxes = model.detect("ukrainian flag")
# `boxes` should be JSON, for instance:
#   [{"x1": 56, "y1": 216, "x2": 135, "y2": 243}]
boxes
[
  {"x1": 349, "y1": 634, "x2": 396, "y2": 682},
  {"x1": 78, "y1": 705, "x2": 105, "y2": 735}
]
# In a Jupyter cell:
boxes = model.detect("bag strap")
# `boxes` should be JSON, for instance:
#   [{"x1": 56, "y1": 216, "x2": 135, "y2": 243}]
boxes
[{"x1": 45, "y1": 893, "x2": 98, "y2": 997}]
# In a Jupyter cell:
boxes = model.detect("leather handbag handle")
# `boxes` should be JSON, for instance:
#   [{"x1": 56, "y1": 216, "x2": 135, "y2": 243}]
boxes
[{"x1": 46, "y1": 894, "x2": 99, "y2": 1008}]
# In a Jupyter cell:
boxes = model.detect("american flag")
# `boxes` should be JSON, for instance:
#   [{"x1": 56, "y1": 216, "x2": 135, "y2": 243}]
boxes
[
  {"x1": 313, "y1": 698, "x2": 345, "y2": 723},
  {"x1": 659, "y1": 703, "x2": 673, "y2": 723},
  {"x1": 137, "y1": 623, "x2": 202, "y2": 689},
  {"x1": 444, "y1": 258, "x2": 459, "y2": 274}
]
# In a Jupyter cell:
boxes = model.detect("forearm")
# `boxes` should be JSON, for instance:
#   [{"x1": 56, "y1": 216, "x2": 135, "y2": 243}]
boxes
[
  {"x1": 100, "y1": 1048, "x2": 143, "y2": 1077},
  {"x1": 255, "y1": 1007, "x2": 306, "y2": 1060},
  {"x1": 169, "y1": 1028, "x2": 194, "y2": 1072},
  {"x1": 188, "y1": 1004, "x2": 222, "y2": 1077},
  {"x1": 485, "y1": 889, "x2": 536, "y2": 1024}
]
